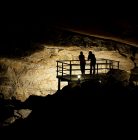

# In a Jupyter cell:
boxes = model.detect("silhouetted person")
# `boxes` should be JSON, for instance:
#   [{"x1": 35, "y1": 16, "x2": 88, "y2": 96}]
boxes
[
  {"x1": 79, "y1": 51, "x2": 86, "y2": 75},
  {"x1": 88, "y1": 51, "x2": 96, "y2": 74}
]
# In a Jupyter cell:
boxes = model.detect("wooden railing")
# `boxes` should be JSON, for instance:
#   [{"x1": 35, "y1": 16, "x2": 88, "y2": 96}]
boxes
[{"x1": 56, "y1": 59, "x2": 119, "y2": 78}]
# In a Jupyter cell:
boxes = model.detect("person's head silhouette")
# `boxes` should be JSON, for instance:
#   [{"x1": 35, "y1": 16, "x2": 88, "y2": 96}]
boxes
[
  {"x1": 89, "y1": 51, "x2": 92, "y2": 55},
  {"x1": 80, "y1": 51, "x2": 83, "y2": 55}
]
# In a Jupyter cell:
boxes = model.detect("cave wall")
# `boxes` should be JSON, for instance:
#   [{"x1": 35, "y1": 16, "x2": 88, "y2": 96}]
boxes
[
  {"x1": 0, "y1": 29, "x2": 138, "y2": 101},
  {"x1": 0, "y1": 44, "x2": 135, "y2": 101}
]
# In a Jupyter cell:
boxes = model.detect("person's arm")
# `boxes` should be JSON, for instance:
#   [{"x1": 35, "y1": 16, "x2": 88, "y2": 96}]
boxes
[
  {"x1": 84, "y1": 56, "x2": 86, "y2": 64},
  {"x1": 94, "y1": 54, "x2": 96, "y2": 61},
  {"x1": 88, "y1": 55, "x2": 90, "y2": 60},
  {"x1": 79, "y1": 55, "x2": 81, "y2": 61}
]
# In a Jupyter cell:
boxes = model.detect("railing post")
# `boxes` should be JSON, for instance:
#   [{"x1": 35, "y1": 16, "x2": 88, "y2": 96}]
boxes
[
  {"x1": 112, "y1": 61, "x2": 113, "y2": 69},
  {"x1": 62, "y1": 62, "x2": 63, "y2": 77},
  {"x1": 97, "y1": 63, "x2": 98, "y2": 74},
  {"x1": 58, "y1": 78, "x2": 61, "y2": 91},
  {"x1": 118, "y1": 61, "x2": 119, "y2": 69},
  {"x1": 70, "y1": 61, "x2": 72, "y2": 78},
  {"x1": 109, "y1": 61, "x2": 111, "y2": 70},
  {"x1": 106, "y1": 60, "x2": 107, "y2": 73},
  {"x1": 57, "y1": 61, "x2": 58, "y2": 77},
  {"x1": 109, "y1": 61, "x2": 112, "y2": 70}
]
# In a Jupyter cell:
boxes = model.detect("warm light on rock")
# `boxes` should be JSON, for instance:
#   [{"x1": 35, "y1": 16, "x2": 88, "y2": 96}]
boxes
[{"x1": 0, "y1": 43, "x2": 137, "y2": 101}]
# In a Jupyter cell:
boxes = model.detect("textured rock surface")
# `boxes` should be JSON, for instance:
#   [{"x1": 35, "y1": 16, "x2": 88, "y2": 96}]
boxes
[
  {"x1": 0, "y1": 45, "x2": 136, "y2": 101},
  {"x1": 2, "y1": 109, "x2": 32, "y2": 127},
  {"x1": 106, "y1": 69, "x2": 130, "y2": 83},
  {"x1": 0, "y1": 29, "x2": 138, "y2": 101}
]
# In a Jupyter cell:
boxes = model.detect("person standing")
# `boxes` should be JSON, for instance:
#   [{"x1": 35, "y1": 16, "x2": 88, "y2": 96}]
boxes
[
  {"x1": 88, "y1": 51, "x2": 96, "y2": 74},
  {"x1": 79, "y1": 51, "x2": 86, "y2": 75}
]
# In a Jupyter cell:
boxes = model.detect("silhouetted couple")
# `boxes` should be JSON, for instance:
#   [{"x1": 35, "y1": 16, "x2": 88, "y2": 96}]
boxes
[{"x1": 79, "y1": 51, "x2": 96, "y2": 75}]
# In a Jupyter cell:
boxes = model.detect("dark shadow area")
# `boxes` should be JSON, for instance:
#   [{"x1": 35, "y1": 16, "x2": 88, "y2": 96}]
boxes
[
  {"x1": 0, "y1": 77, "x2": 138, "y2": 135},
  {"x1": 0, "y1": 14, "x2": 138, "y2": 136},
  {"x1": 0, "y1": 35, "x2": 45, "y2": 59},
  {"x1": 1, "y1": 26, "x2": 137, "y2": 59}
]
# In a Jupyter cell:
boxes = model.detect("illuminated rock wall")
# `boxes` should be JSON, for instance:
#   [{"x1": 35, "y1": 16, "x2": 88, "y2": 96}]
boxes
[{"x1": 0, "y1": 44, "x2": 136, "y2": 101}]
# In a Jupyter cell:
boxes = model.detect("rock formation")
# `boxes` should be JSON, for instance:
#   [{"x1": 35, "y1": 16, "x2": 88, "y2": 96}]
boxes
[{"x1": 0, "y1": 29, "x2": 138, "y2": 101}]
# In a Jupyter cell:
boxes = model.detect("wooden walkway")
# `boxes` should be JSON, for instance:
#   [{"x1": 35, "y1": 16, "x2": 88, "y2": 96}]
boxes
[{"x1": 56, "y1": 59, "x2": 120, "y2": 90}]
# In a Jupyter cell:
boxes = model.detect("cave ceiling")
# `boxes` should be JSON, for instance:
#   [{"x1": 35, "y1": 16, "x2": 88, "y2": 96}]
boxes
[
  {"x1": 1, "y1": 8, "x2": 138, "y2": 57},
  {"x1": 52, "y1": 16, "x2": 138, "y2": 47},
  {"x1": 3, "y1": 14, "x2": 138, "y2": 44}
]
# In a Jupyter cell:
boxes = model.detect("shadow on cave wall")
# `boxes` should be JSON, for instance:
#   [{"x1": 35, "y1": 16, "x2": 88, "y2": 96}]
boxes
[
  {"x1": 0, "y1": 27, "x2": 138, "y2": 65},
  {"x1": 1, "y1": 27, "x2": 137, "y2": 59},
  {"x1": 0, "y1": 40, "x2": 45, "y2": 59},
  {"x1": 0, "y1": 27, "x2": 53, "y2": 58},
  {"x1": 0, "y1": 29, "x2": 83, "y2": 58}
]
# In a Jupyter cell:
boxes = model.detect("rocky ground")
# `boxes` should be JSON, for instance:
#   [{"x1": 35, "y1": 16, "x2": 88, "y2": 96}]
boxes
[
  {"x1": 0, "y1": 70, "x2": 138, "y2": 132},
  {"x1": 0, "y1": 29, "x2": 138, "y2": 129}
]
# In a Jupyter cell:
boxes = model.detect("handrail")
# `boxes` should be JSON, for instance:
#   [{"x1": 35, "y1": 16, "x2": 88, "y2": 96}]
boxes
[
  {"x1": 56, "y1": 59, "x2": 120, "y2": 78},
  {"x1": 57, "y1": 59, "x2": 119, "y2": 64},
  {"x1": 57, "y1": 58, "x2": 115, "y2": 62}
]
